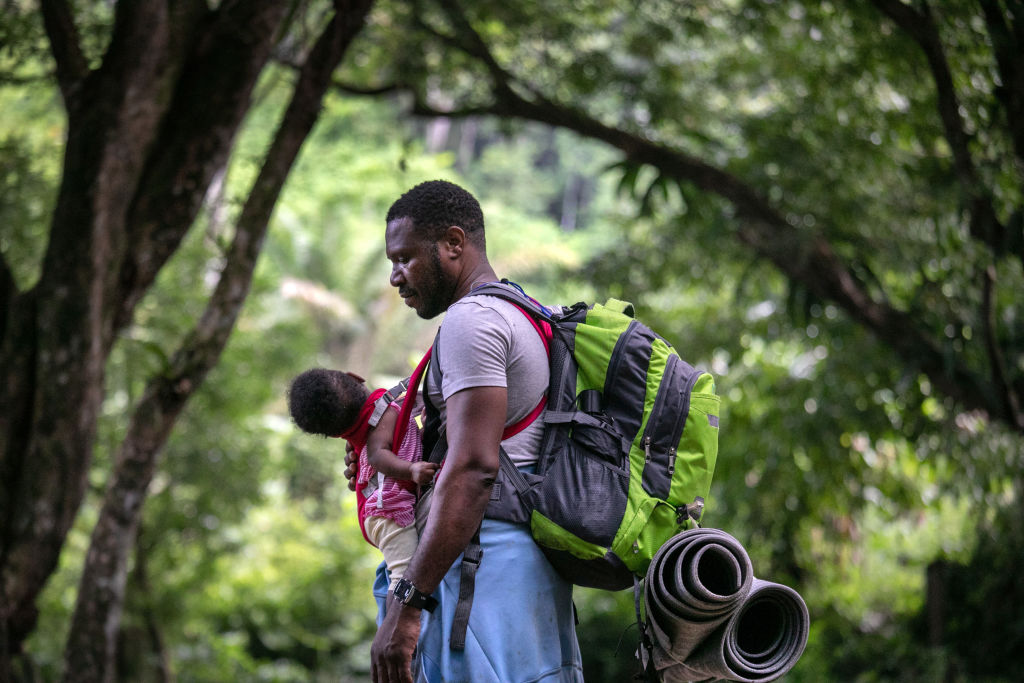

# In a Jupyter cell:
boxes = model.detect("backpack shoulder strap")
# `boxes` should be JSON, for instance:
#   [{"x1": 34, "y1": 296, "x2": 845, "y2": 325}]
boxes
[
  {"x1": 470, "y1": 281, "x2": 555, "y2": 322},
  {"x1": 431, "y1": 282, "x2": 552, "y2": 440}
]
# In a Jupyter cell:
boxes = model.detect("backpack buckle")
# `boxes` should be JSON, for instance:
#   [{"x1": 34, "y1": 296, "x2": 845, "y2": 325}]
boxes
[
  {"x1": 368, "y1": 378, "x2": 408, "y2": 427},
  {"x1": 677, "y1": 497, "x2": 705, "y2": 527}
]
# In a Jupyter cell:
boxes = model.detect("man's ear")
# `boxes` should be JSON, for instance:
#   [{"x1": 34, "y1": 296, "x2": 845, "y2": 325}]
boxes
[{"x1": 440, "y1": 225, "x2": 466, "y2": 259}]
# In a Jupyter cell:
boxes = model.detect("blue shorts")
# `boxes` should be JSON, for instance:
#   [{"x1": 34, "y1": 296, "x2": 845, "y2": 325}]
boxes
[{"x1": 374, "y1": 517, "x2": 583, "y2": 683}]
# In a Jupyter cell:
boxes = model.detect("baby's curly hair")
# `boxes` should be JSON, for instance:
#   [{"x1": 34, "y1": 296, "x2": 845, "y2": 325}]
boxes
[
  {"x1": 386, "y1": 179, "x2": 485, "y2": 247},
  {"x1": 287, "y1": 369, "x2": 369, "y2": 437}
]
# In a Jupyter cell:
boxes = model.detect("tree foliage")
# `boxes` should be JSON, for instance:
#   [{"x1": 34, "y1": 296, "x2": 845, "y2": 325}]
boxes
[
  {"x1": 338, "y1": 1, "x2": 1024, "y2": 678},
  {"x1": 2, "y1": 1, "x2": 1023, "y2": 681},
  {"x1": 388, "y1": 0, "x2": 1022, "y2": 426}
]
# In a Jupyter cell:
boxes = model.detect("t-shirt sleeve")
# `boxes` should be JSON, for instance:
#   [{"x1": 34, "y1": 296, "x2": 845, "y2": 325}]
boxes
[{"x1": 437, "y1": 299, "x2": 512, "y2": 400}]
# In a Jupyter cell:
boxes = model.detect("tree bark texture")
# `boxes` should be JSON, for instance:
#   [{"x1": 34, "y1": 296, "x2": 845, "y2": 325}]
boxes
[
  {"x1": 0, "y1": 1, "x2": 377, "y2": 678},
  {"x1": 61, "y1": 2, "x2": 374, "y2": 681}
]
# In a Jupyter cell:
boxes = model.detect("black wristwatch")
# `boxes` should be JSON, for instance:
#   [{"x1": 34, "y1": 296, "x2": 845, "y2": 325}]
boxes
[{"x1": 393, "y1": 577, "x2": 438, "y2": 612}]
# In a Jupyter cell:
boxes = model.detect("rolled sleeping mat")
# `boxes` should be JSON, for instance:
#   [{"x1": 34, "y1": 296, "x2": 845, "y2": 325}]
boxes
[
  {"x1": 654, "y1": 660, "x2": 713, "y2": 683},
  {"x1": 663, "y1": 578, "x2": 810, "y2": 683},
  {"x1": 643, "y1": 528, "x2": 754, "y2": 664}
]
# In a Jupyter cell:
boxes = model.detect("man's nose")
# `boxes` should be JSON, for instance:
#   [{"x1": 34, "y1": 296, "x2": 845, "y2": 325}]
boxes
[{"x1": 390, "y1": 266, "x2": 403, "y2": 287}]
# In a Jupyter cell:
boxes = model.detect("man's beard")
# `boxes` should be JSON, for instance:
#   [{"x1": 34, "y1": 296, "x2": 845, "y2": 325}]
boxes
[{"x1": 414, "y1": 243, "x2": 458, "y2": 319}]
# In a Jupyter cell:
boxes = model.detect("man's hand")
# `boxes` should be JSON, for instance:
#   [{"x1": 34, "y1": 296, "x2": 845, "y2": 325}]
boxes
[
  {"x1": 344, "y1": 442, "x2": 358, "y2": 492},
  {"x1": 408, "y1": 460, "x2": 439, "y2": 486},
  {"x1": 371, "y1": 596, "x2": 421, "y2": 683}
]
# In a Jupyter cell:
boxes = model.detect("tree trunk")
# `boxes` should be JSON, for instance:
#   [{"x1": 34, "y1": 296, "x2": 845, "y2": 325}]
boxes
[
  {"x1": 128, "y1": 529, "x2": 173, "y2": 683},
  {"x1": 61, "y1": 3, "x2": 374, "y2": 680},
  {"x1": 0, "y1": 0, "x2": 313, "y2": 676}
]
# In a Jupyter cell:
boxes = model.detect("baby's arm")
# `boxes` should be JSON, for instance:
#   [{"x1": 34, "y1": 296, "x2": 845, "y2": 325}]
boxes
[{"x1": 365, "y1": 405, "x2": 438, "y2": 486}]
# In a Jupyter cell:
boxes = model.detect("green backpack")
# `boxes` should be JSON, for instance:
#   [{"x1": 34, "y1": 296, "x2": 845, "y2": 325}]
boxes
[{"x1": 425, "y1": 282, "x2": 721, "y2": 592}]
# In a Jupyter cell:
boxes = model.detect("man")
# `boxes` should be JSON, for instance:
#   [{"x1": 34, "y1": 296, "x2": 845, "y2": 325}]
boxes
[{"x1": 367, "y1": 180, "x2": 582, "y2": 682}]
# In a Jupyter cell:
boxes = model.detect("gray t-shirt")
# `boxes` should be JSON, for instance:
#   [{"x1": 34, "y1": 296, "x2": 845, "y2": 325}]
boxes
[{"x1": 426, "y1": 293, "x2": 549, "y2": 467}]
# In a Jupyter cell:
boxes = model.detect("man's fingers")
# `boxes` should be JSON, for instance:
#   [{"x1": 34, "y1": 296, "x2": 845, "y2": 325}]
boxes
[
  {"x1": 343, "y1": 444, "x2": 358, "y2": 491},
  {"x1": 388, "y1": 656, "x2": 412, "y2": 683},
  {"x1": 372, "y1": 651, "x2": 410, "y2": 683}
]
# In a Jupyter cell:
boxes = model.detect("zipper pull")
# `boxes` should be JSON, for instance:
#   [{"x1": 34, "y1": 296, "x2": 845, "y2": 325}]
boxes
[
  {"x1": 667, "y1": 447, "x2": 676, "y2": 474},
  {"x1": 644, "y1": 435, "x2": 652, "y2": 463}
]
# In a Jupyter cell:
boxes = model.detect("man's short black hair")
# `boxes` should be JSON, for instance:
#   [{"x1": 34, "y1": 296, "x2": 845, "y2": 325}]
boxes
[
  {"x1": 386, "y1": 179, "x2": 485, "y2": 247},
  {"x1": 287, "y1": 368, "x2": 369, "y2": 437}
]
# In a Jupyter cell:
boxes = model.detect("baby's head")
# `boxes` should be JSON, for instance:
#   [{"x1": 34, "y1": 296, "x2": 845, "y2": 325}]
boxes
[{"x1": 287, "y1": 368, "x2": 370, "y2": 437}]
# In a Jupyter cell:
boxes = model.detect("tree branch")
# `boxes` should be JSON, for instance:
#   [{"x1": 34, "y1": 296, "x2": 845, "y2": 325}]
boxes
[
  {"x1": 0, "y1": 254, "x2": 14, "y2": 342},
  {"x1": 978, "y1": 0, "x2": 1024, "y2": 170},
  {"x1": 332, "y1": 79, "x2": 402, "y2": 96},
  {"x1": 38, "y1": 0, "x2": 88, "y2": 104},
  {"x1": 982, "y1": 266, "x2": 1024, "y2": 429},
  {"x1": 869, "y1": 0, "x2": 1010, "y2": 260},
  {"x1": 0, "y1": 72, "x2": 55, "y2": 87},
  {"x1": 430, "y1": 3, "x2": 521, "y2": 100},
  {"x1": 869, "y1": 1, "x2": 972, "y2": 186},
  {"x1": 400, "y1": 3, "x2": 1011, "y2": 427},
  {"x1": 275, "y1": 52, "x2": 402, "y2": 96},
  {"x1": 409, "y1": 100, "x2": 498, "y2": 119}
]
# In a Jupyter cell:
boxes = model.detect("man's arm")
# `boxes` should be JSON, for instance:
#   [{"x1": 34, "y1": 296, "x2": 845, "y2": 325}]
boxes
[{"x1": 370, "y1": 384, "x2": 507, "y2": 683}]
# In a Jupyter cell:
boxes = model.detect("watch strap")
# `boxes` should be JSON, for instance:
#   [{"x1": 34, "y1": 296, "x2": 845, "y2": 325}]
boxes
[{"x1": 395, "y1": 578, "x2": 438, "y2": 612}]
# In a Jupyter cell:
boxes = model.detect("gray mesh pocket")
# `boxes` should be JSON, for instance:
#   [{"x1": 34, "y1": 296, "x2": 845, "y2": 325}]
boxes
[{"x1": 534, "y1": 439, "x2": 629, "y2": 547}]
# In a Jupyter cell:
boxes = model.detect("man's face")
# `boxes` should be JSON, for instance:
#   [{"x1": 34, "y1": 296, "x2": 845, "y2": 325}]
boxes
[{"x1": 385, "y1": 217, "x2": 458, "y2": 319}]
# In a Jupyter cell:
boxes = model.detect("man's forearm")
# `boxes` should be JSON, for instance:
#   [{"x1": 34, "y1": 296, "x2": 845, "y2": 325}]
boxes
[
  {"x1": 400, "y1": 459, "x2": 495, "y2": 593},
  {"x1": 399, "y1": 385, "x2": 506, "y2": 593}
]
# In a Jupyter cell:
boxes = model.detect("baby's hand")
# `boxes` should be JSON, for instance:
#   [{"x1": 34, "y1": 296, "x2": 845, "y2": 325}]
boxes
[{"x1": 408, "y1": 461, "x2": 439, "y2": 486}]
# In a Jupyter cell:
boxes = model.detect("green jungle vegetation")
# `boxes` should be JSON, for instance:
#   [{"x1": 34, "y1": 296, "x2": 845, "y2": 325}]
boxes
[{"x1": 1, "y1": 1, "x2": 1022, "y2": 681}]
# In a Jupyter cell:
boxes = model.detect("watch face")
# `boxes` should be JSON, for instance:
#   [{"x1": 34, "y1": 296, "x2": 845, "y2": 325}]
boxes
[{"x1": 392, "y1": 578, "x2": 437, "y2": 612}]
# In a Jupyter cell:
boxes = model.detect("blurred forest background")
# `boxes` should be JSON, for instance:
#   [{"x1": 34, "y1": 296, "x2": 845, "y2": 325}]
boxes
[{"x1": 1, "y1": 1, "x2": 1022, "y2": 681}]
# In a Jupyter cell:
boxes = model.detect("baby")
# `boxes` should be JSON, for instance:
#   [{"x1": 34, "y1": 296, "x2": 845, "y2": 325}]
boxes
[{"x1": 287, "y1": 368, "x2": 437, "y2": 590}]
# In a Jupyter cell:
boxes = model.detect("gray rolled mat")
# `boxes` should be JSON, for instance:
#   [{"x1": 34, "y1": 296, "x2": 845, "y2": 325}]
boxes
[
  {"x1": 643, "y1": 528, "x2": 754, "y2": 663},
  {"x1": 644, "y1": 529, "x2": 810, "y2": 682},
  {"x1": 679, "y1": 578, "x2": 809, "y2": 682},
  {"x1": 655, "y1": 661, "x2": 713, "y2": 683}
]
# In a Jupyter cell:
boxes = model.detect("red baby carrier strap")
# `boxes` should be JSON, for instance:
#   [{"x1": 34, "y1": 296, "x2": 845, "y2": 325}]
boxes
[
  {"x1": 392, "y1": 347, "x2": 433, "y2": 452},
  {"x1": 355, "y1": 354, "x2": 431, "y2": 547}
]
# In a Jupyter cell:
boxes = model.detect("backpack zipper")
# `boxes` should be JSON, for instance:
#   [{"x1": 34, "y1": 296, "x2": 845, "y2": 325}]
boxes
[
  {"x1": 604, "y1": 319, "x2": 641, "y2": 396},
  {"x1": 640, "y1": 354, "x2": 701, "y2": 498}
]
